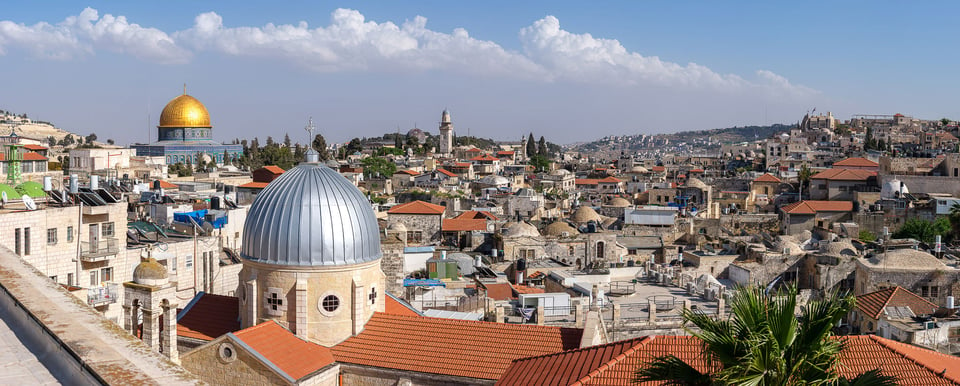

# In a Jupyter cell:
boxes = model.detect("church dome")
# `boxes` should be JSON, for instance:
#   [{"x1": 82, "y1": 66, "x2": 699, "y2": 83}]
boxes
[
  {"x1": 133, "y1": 258, "x2": 168, "y2": 286},
  {"x1": 605, "y1": 197, "x2": 632, "y2": 207},
  {"x1": 502, "y1": 221, "x2": 540, "y2": 238},
  {"x1": 241, "y1": 162, "x2": 382, "y2": 266},
  {"x1": 571, "y1": 206, "x2": 602, "y2": 224},
  {"x1": 544, "y1": 221, "x2": 578, "y2": 237},
  {"x1": 159, "y1": 94, "x2": 211, "y2": 128}
]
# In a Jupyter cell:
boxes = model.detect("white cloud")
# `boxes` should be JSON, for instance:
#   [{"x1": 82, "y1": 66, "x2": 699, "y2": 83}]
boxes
[
  {"x1": 0, "y1": 7, "x2": 187, "y2": 63},
  {"x1": 0, "y1": 8, "x2": 814, "y2": 96}
]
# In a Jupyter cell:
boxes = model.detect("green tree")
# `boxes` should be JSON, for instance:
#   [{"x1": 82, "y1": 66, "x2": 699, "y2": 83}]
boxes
[
  {"x1": 526, "y1": 133, "x2": 536, "y2": 157},
  {"x1": 361, "y1": 156, "x2": 396, "y2": 178},
  {"x1": 312, "y1": 134, "x2": 330, "y2": 161},
  {"x1": 635, "y1": 285, "x2": 897, "y2": 386},
  {"x1": 538, "y1": 136, "x2": 547, "y2": 156},
  {"x1": 283, "y1": 133, "x2": 292, "y2": 148},
  {"x1": 346, "y1": 138, "x2": 363, "y2": 155},
  {"x1": 941, "y1": 118, "x2": 952, "y2": 126},
  {"x1": 85, "y1": 133, "x2": 97, "y2": 143},
  {"x1": 893, "y1": 217, "x2": 951, "y2": 244},
  {"x1": 529, "y1": 155, "x2": 550, "y2": 172},
  {"x1": 798, "y1": 164, "x2": 813, "y2": 193},
  {"x1": 46, "y1": 136, "x2": 56, "y2": 147},
  {"x1": 858, "y1": 230, "x2": 876, "y2": 243}
]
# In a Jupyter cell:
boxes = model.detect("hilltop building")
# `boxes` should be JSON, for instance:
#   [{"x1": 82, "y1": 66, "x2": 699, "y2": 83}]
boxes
[{"x1": 132, "y1": 89, "x2": 242, "y2": 166}]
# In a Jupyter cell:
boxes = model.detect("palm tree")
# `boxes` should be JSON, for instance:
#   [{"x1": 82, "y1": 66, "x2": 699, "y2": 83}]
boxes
[{"x1": 634, "y1": 285, "x2": 897, "y2": 386}]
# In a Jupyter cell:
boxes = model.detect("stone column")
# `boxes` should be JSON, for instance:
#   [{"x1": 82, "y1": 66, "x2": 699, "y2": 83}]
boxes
[
  {"x1": 142, "y1": 307, "x2": 160, "y2": 349},
  {"x1": 575, "y1": 302, "x2": 586, "y2": 328},
  {"x1": 293, "y1": 279, "x2": 308, "y2": 339},
  {"x1": 536, "y1": 305, "x2": 545, "y2": 326},
  {"x1": 494, "y1": 305, "x2": 505, "y2": 323},
  {"x1": 122, "y1": 305, "x2": 133, "y2": 335},
  {"x1": 648, "y1": 299, "x2": 657, "y2": 323},
  {"x1": 717, "y1": 297, "x2": 726, "y2": 319},
  {"x1": 612, "y1": 303, "x2": 621, "y2": 325},
  {"x1": 683, "y1": 299, "x2": 692, "y2": 314},
  {"x1": 162, "y1": 306, "x2": 179, "y2": 364},
  {"x1": 244, "y1": 279, "x2": 257, "y2": 328}
]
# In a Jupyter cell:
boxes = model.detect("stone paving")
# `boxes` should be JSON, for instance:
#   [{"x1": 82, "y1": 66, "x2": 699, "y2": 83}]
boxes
[{"x1": 0, "y1": 314, "x2": 59, "y2": 386}]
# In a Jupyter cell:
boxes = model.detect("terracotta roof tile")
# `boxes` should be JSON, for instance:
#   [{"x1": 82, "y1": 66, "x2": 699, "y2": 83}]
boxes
[
  {"x1": 499, "y1": 335, "x2": 960, "y2": 386},
  {"x1": 467, "y1": 148, "x2": 482, "y2": 152},
  {"x1": 753, "y1": 173, "x2": 782, "y2": 183},
  {"x1": 437, "y1": 168, "x2": 457, "y2": 177},
  {"x1": 497, "y1": 151, "x2": 516, "y2": 156},
  {"x1": 833, "y1": 157, "x2": 879, "y2": 168},
  {"x1": 471, "y1": 155, "x2": 500, "y2": 161},
  {"x1": 576, "y1": 179, "x2": 599, "y2": 185},
  {"x1": 384, "y1": 293, "x2": 422, "y2": 317},
  {"x1": 856, "y1": 286, "x2": 938, "y2": 320},
  {"x1": 395, "y1": 169, "x2": 419, "y2": 176},
  {"x1": 481, "y1": 282, "x2": 516, "y2": 301},
  {"x1": 9, "y1": 151, "x2": 48, "y2": 161},
  {"x1": 598, "y1": 176, "x2": 622, "y2": 183},
  {"x1": 512, "y1": 285, "x2": 545, "y2": 295},
  {"x1": 153, "y1": 179, "x2": 179, "y2": 189},
  {"x1": 781, "y1": 200, "x2": 853, "y2": 214},
  {"x1": 176, "y1": 293, "x2": 241, "y2": 341},
  {"x1": 388, "y1": 200, "x2": 446, "y2": 215},
  {"x1": 651, "y1": 166, "x2": 665, "y2": 172},
  {"x1": 23, "y1": 144, "x2": 47, "y2": 151},
  {"x1": 261, "y1": 165, "x2": 285, "y2": 174},
  {"x1": 333, "y1": 313, "x2": 582, "y2": 380},
  {"x1": 455, "y1": 210, "x2": 499, "y2": 221},
  {"x1": 810, "y1": 168, "x2": 876, "y2": 181},
  {"x1": 238, "y1": 181, "x2": 270, "y2": 189},
  {"x1": 232, "y1": 321, "x2": 335, "y2": 381},
  {"x1": 442, "y1": 218, "x2": 488, "y2": 232}
]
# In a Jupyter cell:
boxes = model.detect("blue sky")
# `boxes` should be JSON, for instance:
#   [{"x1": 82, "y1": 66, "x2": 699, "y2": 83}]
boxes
[{"x1": 1, "y1": 1, "x2": 957, "y2": 145}]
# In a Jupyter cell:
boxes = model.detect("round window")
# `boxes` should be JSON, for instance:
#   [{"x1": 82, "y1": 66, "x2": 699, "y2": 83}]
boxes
[
  {"x1": 322, "y1": 295, "x2": 340, "y2": 312},
  {"x1": 218, "y1": 343, "x2": 237, "y2": 363}
]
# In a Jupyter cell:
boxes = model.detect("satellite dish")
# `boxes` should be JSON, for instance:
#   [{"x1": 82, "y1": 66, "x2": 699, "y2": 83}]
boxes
[{"x1": 23, "y1": 195, "x2": 37, "y2": 211}]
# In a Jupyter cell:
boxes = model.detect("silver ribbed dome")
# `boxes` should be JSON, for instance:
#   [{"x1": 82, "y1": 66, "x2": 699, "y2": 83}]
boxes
[{"x1": 241, "y1": 162, "x2": 381, "y2": 266}]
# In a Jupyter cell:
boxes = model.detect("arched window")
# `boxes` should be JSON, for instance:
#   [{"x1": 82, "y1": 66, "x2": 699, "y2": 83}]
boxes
[{"x1": 596, "y1": 241, "x2": 605, "y2": 258}]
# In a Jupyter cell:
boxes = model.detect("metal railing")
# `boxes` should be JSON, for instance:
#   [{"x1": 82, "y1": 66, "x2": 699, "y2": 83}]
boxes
[
  {"x1": 80, "y1": 238, "x2": 119, "y2": 261},
  {"x1": 87, "y1": 283, "x2": 118, "y2": 306}
]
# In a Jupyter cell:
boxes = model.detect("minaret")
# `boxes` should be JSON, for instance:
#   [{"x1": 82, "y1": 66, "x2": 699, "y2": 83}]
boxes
[{"x1": 439, "y1": 109, "x2": 453, "y2": 156}]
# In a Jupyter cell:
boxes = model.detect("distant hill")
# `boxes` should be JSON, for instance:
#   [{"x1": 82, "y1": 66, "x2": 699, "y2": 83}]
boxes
[{"x1": 572, "y1": 123, "x2": 792, "y2": 153}]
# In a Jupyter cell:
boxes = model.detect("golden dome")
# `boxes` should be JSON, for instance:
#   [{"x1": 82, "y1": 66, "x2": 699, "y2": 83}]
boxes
[{"x1": 159, "y1": 94, "x2": 211, "y2": 128}]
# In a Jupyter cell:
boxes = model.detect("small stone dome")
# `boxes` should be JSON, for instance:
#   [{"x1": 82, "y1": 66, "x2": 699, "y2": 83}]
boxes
[
  {"x1": 571, "y1": 206, "x2": 602, "y2": 224},
  {"x1": 387, "y1": 222, "x2": 407, "y2": 233},
  {"x1": 605, "y1": 197, "x2": 631, "y2": 207},
  {"x1": 819, "y1": 240, "x2": 857, "y2": 257},
  {"x1": 502, "y1": 221, "x2": 540, "y2": 238},
  {"x1": 865, "y1": 249, "x2": 946, "y2": 270},
  {"x1": 133, "y1": 258, "x2": 168, "y2": 286},
  {"x1": 480, "y1": 175, "x2": 510, "y2": 186},
  {"x1": 544, "y1": 221, "x2": 579, "y2": 237},
  {"x1": 881, "y1": 179, "x2": 909, "y2": 199},
  {"x1": 685, "y1": 178, "x2": 709, "y2": 190},
  {"x1": 630, "y1": 166, "x2": 648, "y2": 173}
]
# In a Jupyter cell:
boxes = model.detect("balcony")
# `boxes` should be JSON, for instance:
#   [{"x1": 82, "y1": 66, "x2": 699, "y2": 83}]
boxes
[
  {"x1": 87, "y1": 283, "x2": 119, "y2": 306},
  {"x1": 80, "y1": 238, "x2": 119, "y2": 262}
]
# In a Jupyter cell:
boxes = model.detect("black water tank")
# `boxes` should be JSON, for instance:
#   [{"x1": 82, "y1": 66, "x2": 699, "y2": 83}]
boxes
[
  {"x1": 211, "y1": 196, "x2": 221, "y2": 210},
  {"x1": 516, "y1": 258, "x2": 527, "y2": 272}
]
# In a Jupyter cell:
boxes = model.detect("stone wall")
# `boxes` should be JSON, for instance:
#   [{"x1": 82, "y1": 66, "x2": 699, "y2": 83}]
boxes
[
  {"x1": 381, "y1": 237, "x2": 406, "y2": 295},
  {"x1": 389, "y1": 214, "x2": 442, "y2": 243}
]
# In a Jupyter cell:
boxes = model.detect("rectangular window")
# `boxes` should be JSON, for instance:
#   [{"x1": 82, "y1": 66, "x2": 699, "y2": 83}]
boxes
[
  {"x1": 100, "y1": 267, "x2": 113, "y2": 283},
  {"x1": 14, "y1": 228, "x2": 21, "y2": 255},
  {"x1": 47, "y1": 228, "x2": 57, "y2": 245},
  {"x1": 89, "y1": 270, "x2": 98, "y2": 286},
  {"x1": 66, "y1": 226, "x2": 74, "y2": 242},
  {"x1": 24, "y1": 227, "x2": 30, "y2": 255},
  {"x1": 186, "y1": 254, "x2": 193, "y2": 269},
  {"x1": 102, "y1": 222, "x2": 115, "y2": 237},
  {"x1": 67, "y1": 273, "x2": 74, "y2": 287},
  {"x1": 170, "y1": 256, "x2": 177, "y2": 273}
]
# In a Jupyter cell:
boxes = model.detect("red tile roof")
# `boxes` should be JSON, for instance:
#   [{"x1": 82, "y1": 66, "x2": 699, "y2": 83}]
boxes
[
  {"x1": 781, "y1": 200, "x2": 853, "y2": 214},
  {"x1": 810, "y1": 168, "x2": 876, "y2": 181},
  {"x1": 651, "y1": 166, "x2": 665, "y2": 172},
  {"x1": 442, "y1": 218, "x2": 488, "y2": 232},
  {"x1": 394, "y1": 169, "x2": 419, "y2": 176},
  {"x1": 176, "y1": 293, "x2": 241, "y2": 341},
  {"x1": 498, "y1": 335, "x2": 960, "y2": 386},
  {"x1": 23, "y1": 144, "x2": 47, "y2": 151},
  {"x1": 833, "y1": 157, "x2": 879, "y2": 168},
  {"x1": 598, "y1": 176, "x2": 622, "y2": 183},
  {"x1": 512, "y1": 285, "x2": 545, "y2": 295},
  {"x1": 576, "y1": 179, "x2": 599, "y2": 185},
  {"x1": 388, "y1": 200, "x2": 446, "y2": 215},
  {"x1": 453, "y1": 162, "x2": 472, "y2": 167},
  {"x1": 471, "y1": 155, "x2": 500, "y2": 162},
  {"x1": 232, "y1": 321, "x2": 335, "y2": 381},
  {"x1": 689, "y1": 169, "x2": 704, "y2": 173},
  {"x1": 153, "y1": 179, "x2": 179, "y2": 189},
  {"x1": 456, "y1": 210, "x2": 499, "y2": 221},
  {"x1": 437, "y1": 168, "x2": 457, "y2": 177},
  {"x1": 261, "y1": 165, "x2": 285, "y2": 174},
  {"x1": 467, "y1": 148, "x2": 482, "y2": 153},
  {"x1": 333, "y1": 313, "x2": 583, "y2": 380},
  {"x1": 0, "y1": 151, "x2": 48, "y2": 161},
  {"x1": 238, "y1": 181, "x2": 270, "y2": 189},
  {"x1": 753, "y1": 173, "x2": 782, "y2": 183},
  {"x1": 856, "y1": 286, "x2": 938, "y2": 320},
  {"x1": 497, "y1": 151, "x2": 516, "y2": 156},
  {"x1": 384, "y1": 294, "x2": 422, "y2": 317},
  {"x1": 481, "y1": 282, "x2": 516, "y2": 301}
]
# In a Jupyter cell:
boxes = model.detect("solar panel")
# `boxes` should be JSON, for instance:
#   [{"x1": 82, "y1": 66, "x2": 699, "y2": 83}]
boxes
[
  {"x1": 95, "y1": 189, "x2": 121, "y2": 203},
  {"x1": 48, "y1": 190, "x2": 67, "y2": 204}
]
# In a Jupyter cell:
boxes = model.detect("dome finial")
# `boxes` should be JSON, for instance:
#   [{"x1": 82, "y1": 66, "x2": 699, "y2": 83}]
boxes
[
  {"x1": 304, "y1": 117, "x2": 320, "y2": 163},
  {"x1": 183, "y1": 83, "x2": 186, "y2": 95}
]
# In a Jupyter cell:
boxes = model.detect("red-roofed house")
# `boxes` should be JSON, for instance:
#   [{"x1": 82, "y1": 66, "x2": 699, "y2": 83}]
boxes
[
  {"x1": 333, "y1": 313, "x2": 583, "y2": 383},
  {"x1": 252, "y1": 165, "x2": 285, "y2": 183},
  {"x1": 851, "y1": 286, "x2": 940, "y2": 337},
  {"x1": 809, "y1": 168, "x2": 877, "y2": 200},
  {"x1": 470, "y1": 154, "x2": 501, "y2": 175},
  {"x1": 391, "y1": 169, "x2": 419, "y2": 188},
  {"x1": 496, "y1": 334, "x2": 960, "y2": 386},
  {"x1": 387, "y1": 200, "x2": 447, "y2": 244},
  {"x1": 238, "y1": 165, "x2": 286, "y2": 204},
  {"x1": 181, "y1": 321, "x2": 338, "y2": 385},
  {"x1": 153, "y1": 179, "x2": 179, "y2": 190},
  {"x1": 414, "y1": 168, "x2": 460, "y2": 188},
  {"x1": 441, "y1": 218, "x2": 490, "y2": 249},
  {"x1": 833, "y1": 157, "x2": 879, "y2": 171},
  {"x1": 176, "y1": 292, "x2": 241, "y2": 349},
  {"x1": 597, "y1": 176, "x2": 623, "y2": 194},
  {"x1": 780, "y1": 200, "x2": 854, "y2": 234},
  {"x1": 0, "y1": 151, "x2": 48, "y2": 177}
]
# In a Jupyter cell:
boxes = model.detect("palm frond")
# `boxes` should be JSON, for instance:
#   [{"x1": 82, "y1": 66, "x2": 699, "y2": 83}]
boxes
[
  {"x1": 634, "y1": 355, "x2": 713, "y2": 386},
  {"x1": 840, "y1": 369, "x2": 898, "y2": 386}
]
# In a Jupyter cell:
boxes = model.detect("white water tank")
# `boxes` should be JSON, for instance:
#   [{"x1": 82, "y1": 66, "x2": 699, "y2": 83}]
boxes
[
  {"x1": 69, "y1": 174, "x2": 78, "y2": 193},
  {"x1": 90, "y1": 175, "x2": 99, "y2": 190},
  {"x1": 42, "y1": 176, "x2": 52, "y2": 191},
  {"x1": 948, "y1": 296, "x2": 956, "y2": 309}
]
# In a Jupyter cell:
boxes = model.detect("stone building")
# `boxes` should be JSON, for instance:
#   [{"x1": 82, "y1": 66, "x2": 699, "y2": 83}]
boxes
[
  {"x1": 854, "y1": 248, "x2": 960, "y2": 306},
  {"x1": 387, "y1": 200, "x2": 446, "y2": 245},
  {"x1": 438, "y1": 109, "x2": 453, "y2": 157}
]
